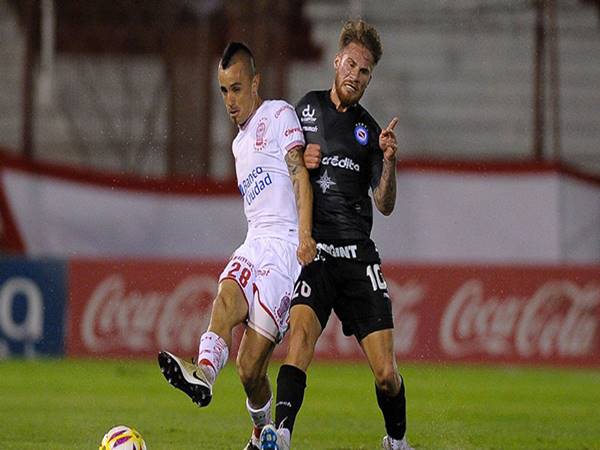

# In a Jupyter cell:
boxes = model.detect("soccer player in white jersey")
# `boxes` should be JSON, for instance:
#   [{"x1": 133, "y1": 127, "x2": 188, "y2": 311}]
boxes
[{"x1": 158, "y1": 42, "x2": 316, "y2": 450}]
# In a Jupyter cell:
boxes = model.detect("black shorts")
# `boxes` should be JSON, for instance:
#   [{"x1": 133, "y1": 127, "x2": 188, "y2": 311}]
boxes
[{"x1": 292, "y1": 241, "x2": 394, "y2": 341}]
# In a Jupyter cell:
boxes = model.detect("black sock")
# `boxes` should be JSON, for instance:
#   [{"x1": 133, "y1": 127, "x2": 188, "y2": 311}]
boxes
[
  {"x1": 376, "y1": 376, "x2": 407, "y2": 440},
  {"x1": 274, "y1": 364, "x2": 307, "y2": 436}
]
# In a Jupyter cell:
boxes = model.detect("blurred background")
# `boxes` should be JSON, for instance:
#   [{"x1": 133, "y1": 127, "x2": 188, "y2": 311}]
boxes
[
  {"x1": 0, "y1": 1, "x2": 599, "y2": 367},
  {"x1": 1, "y1": 0, "x2": 600, "y2": 177}
]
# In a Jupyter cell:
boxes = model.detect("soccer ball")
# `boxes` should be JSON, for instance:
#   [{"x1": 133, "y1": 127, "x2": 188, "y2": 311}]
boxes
[{"x1": 100, "y1": 425, "x2": 147, "y2": 450}]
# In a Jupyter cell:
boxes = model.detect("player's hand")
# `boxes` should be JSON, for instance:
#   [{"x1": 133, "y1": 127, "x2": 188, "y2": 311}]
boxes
[
  {"x1": 297, "y1": 235, "x2": 317, "y2": 266},
  {"x1": 303, "y1": 144, "x2": 321, "y2": 169},
  {"x1": 379, "y1": 117, "x2": 399, "y2": 161}
]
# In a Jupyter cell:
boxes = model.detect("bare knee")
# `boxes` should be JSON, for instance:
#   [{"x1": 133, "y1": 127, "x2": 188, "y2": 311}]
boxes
[
  {"x1": 285, "y1": 306, "x2": 321, "y2": 369},
  {"x1": 236, "y1": 357, "x2": 265, "y2": 392},
  {"x1": 374, "y1": 364, "x2": 401, "y2": 396},
  {"x1": 289, "y1": 324, "x2": 316, "y2": 351},
  {"x1": 286, "y1": 323, "x2": 319, "y2": 370},
  {"x1": 212, "y1": 291, "x2": 236, "y2": 315},
  {"x1": 209, "y1": 290, "x2": 245, "y2": 331}
]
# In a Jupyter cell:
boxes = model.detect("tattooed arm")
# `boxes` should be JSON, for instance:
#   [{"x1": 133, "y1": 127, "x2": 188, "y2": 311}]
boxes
[
  {"x1": 373, "y1": 117, "x2": 399, "y2": 216},
  {"x1": 286, "y1": 146, "x2": 317, "y2": 265}
]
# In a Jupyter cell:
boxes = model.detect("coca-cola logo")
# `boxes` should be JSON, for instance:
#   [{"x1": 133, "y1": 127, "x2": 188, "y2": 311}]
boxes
[
  {"x1": 388, "y1": 279, "x2": 423, "y2": 355},
  {"x1": 81, "y1": 274, "x2": 216, "y2": 353},
  {"x1": 313, "y1": 279, "x2": 423, "y2": 357},
  {"x1": 440, "y1": 279, "x2": 600, "y2": 359}
]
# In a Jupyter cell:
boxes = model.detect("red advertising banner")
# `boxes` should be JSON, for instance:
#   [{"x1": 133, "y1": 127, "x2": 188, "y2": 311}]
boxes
[
  {"x1": 67, "y1": 260, "x2": 600, "y2": 366},
  {"x1": 67, "y1": 260, "x2": 221, "y2": 358}
]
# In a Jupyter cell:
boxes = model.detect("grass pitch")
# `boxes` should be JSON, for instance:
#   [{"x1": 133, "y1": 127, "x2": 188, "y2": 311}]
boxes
[{"x1": 0, "y1": 358, "x2": 598, "y2": 449}]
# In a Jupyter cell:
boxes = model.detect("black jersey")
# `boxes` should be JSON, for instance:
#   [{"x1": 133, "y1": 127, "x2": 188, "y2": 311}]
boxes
[{"x1": 296, "y1": 90, "x2": 383, "y2": 242}]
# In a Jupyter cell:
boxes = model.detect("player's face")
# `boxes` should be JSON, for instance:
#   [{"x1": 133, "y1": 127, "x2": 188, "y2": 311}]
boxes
[
  {"x1": 218, "y1": 59, "x2": 259, "y2": 126},
  {"x1": 333, "y1": 42, "x2": 374, "y2": 106}
]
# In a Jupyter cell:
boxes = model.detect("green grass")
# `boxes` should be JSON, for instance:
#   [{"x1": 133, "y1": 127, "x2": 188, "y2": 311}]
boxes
[{"x1": 0, "y1": 359, "x2": 599, "y2": 449}]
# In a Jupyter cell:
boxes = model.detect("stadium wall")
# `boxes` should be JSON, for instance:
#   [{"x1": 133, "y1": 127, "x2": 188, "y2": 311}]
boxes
[
  {"x1": 2, "y1": 149, "x2": 600, "y2": 263},
  {"x1": 1, "y1": 257, "x2": 599, "y2": 367},
  {"x1": 1, "y1": 149, "x2": 599, "y2": 366}
]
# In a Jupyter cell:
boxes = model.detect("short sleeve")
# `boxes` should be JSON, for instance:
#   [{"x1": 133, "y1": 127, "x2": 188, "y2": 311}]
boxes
[{"x1": 275, "y1": 102, "x2": 305, "y2": 153}]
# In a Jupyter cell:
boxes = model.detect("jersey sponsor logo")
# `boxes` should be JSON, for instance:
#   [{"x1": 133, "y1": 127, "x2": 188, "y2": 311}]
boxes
[
  {"x1": 317, "y1": 243, "x2": 358, "y2": 259},
  {"x1": 300, "y1": 104, "x2": 317, "y2": 124},
  {"x1": 302, "y1": 125, "x2": 318, "y2": 133},
  {"x1": 316, "y1": 170, "x2": 336, "y2": 193},
  {"x1": 274, "y1": 104, "x2": 293, "y2": 118},
  {"x1": 255, "y1": 117, "x2": 269, "y2": 151},
  {"x1": 354, "y1": 122, "x2": 369, "y2": 146},
  {"x1": 284, "y1": 127, "x2": 302, "y2": 137},
  {"x1": 321, "y1": 155, "x2": 360, "y2": 172},
  {"x1": 238, "y1": 166, "x2": 273, "y2": 206},
  {"x1": 231, "y1": 255, "x2": 255, "y2": 270}
]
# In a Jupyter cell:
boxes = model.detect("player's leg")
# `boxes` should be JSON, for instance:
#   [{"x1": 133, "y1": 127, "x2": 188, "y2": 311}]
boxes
[
  {"x1": 237, "y1": 326, "x2": 276, "y2": 449},
  {"x1": 158, "y1": 278, "x2": 249, "y2": 406},
  {"x1": 245, "y1": 238, "x2": 306, "y2": 450},
  {"x1": 199, "y1": 278, "x2": 249, "y2": 381},
  {"x1": 260, "y1": 304, "x2": 322, "y2": 450},
  {"x1": 339, "y1": 256, "x2": 412, "y2": 450},
  {"x1": 262, "y1": 261, "x2": 333, "y2": 450},
  {"x1": 360, "y1": 329, "x2": 407, "y2": 439},
  {"x1": 361, "y1": 330, "x2": 412, "y2": 450}
]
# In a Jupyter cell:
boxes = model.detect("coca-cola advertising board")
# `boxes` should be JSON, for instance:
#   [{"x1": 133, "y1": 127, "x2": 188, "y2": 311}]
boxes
[
  {"x1": 67, "y1": 260, "x2": 221, "y2": 358},
  {"x1": 67, "y1": 260, "x2": 600, "y2": 366}
]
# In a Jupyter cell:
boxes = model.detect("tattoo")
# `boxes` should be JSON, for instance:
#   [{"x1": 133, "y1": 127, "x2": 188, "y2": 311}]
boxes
[
  {"x1": 374, "y1": 159, "x2": 396, "y2": 215},
  {"x1": 286, "y1": 146, "x2": 313, "y2": 239},
  {"x1": 286, "y1": 148, "x2": 304, "y2": 209},
  {"x1": 285, "y1": 147, "x2": 302, "y2": 178}
]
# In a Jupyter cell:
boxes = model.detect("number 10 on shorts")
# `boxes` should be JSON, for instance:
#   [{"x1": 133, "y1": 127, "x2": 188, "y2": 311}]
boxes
[{"x1": 366, "y1": 264, "x2": 387, "y2": 291}]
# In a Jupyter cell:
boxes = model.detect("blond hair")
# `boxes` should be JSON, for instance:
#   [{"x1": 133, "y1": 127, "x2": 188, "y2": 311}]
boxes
[{"x1": 339, "y1": 19, "x2": 382, "y2": 65}]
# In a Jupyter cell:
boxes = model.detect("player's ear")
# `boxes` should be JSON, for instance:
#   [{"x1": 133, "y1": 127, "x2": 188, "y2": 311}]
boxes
[
  {"x1": 252, "y1": 73, "x2": 260, "y2": 95},
  {"x1": 334, "y1": 54, "x2": 340, "y2": 69}
]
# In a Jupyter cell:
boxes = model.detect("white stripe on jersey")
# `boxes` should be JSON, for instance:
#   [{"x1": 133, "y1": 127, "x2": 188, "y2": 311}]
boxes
[{"x1": 233, "y1": 100, "x2": 306, "y2": 244}]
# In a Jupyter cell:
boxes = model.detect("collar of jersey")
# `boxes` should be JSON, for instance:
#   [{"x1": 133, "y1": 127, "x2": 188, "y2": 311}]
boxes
[{"x1": 238, "y1": 101, "x2": 265, "y2": 131}]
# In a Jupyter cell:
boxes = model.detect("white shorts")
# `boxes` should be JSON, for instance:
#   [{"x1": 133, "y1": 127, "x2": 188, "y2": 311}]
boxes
[{"x1": 219, "y1": 237, "x2": 301, "y2": 343}]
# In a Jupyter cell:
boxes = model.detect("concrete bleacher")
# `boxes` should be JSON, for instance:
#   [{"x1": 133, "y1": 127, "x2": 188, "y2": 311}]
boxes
[
  {"x1": 0, "y1": 0, "x2": 24, "y2": 152},
  {"x1": 0, "y1": 0, "x2": 599, "y2": 176},
  {"x1": 291, "y1": 0, "x2": 600, "y2": 173}
]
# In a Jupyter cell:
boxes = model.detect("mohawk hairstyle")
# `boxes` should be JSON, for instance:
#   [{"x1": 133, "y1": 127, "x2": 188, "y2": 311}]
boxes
[
  {"x1": 339, "y1": 19, "x2": 383, "y2": 65},
  {"x1": 220, "y1": 41, "x2": 256, "y2": 75}
]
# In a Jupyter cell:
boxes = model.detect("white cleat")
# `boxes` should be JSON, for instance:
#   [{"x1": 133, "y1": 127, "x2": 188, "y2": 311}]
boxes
[
  {"x1": 157, "y1": 350, "x2": 213, "y2": 407},
  {"x1": 243, "y1": 439, "x2": 260, "y2": 450},
  {"x1": 243, "y1": 426, "x2": 261, "y2": 450},
  {"x1": 259, "y1": 424, "x2": 290, "y2": 450},
  {"x1": 382, "y1": 435, "x2": 414, "y2": 450}
]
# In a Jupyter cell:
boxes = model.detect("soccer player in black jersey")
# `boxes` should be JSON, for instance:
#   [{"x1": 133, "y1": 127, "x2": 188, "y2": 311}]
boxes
[{"x1": 260, "y1": 19, "x2": 413, "y2": 450}]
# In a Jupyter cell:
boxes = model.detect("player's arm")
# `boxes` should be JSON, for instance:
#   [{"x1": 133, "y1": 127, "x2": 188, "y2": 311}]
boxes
[
  {"x1": 373, "y1": 117, "x2": 399, "y2": 216},
  {"x1": 286, "y1": 146, "x2": 317, "y2": 265}
]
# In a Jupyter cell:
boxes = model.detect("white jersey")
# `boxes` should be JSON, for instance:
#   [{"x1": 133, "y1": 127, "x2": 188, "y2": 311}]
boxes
[{"x1": 233, "y1": 100, "x2": 305, "y2": 244}]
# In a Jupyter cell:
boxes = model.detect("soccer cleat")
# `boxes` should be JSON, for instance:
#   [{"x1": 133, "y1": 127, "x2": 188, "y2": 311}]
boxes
[
  {"x1": 382, "y1": 435, "x2": 414, "y2": 450},
  {"x1": 243, "y1": 440, "x2": 260, "y2": 450},
  {"x1": 243, "y1": 426, "x2": 262, "y2": 450},
  {"x1": 259, "y1": 424, "x2": 289, "y2": 450},
  {"x1": 157, "y1": 350, "x2": 212, "y2": 407}
]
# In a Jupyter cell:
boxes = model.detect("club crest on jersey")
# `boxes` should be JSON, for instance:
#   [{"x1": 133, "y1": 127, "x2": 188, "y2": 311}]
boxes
[
  {"x1": 354, "y1": 123, "x2": 369, "y2": 146},
  {"x1": 255, "y1": 117, "x2": 269, "y2": 151}
]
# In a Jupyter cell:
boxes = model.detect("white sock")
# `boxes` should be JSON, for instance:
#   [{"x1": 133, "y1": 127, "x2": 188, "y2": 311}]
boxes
[
  {"x1": 246, "y1": 395, "x2": 272, "y2": 429},
  {"x1": 197, "y1": 331, "x2": 229, "y2": 385}
]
